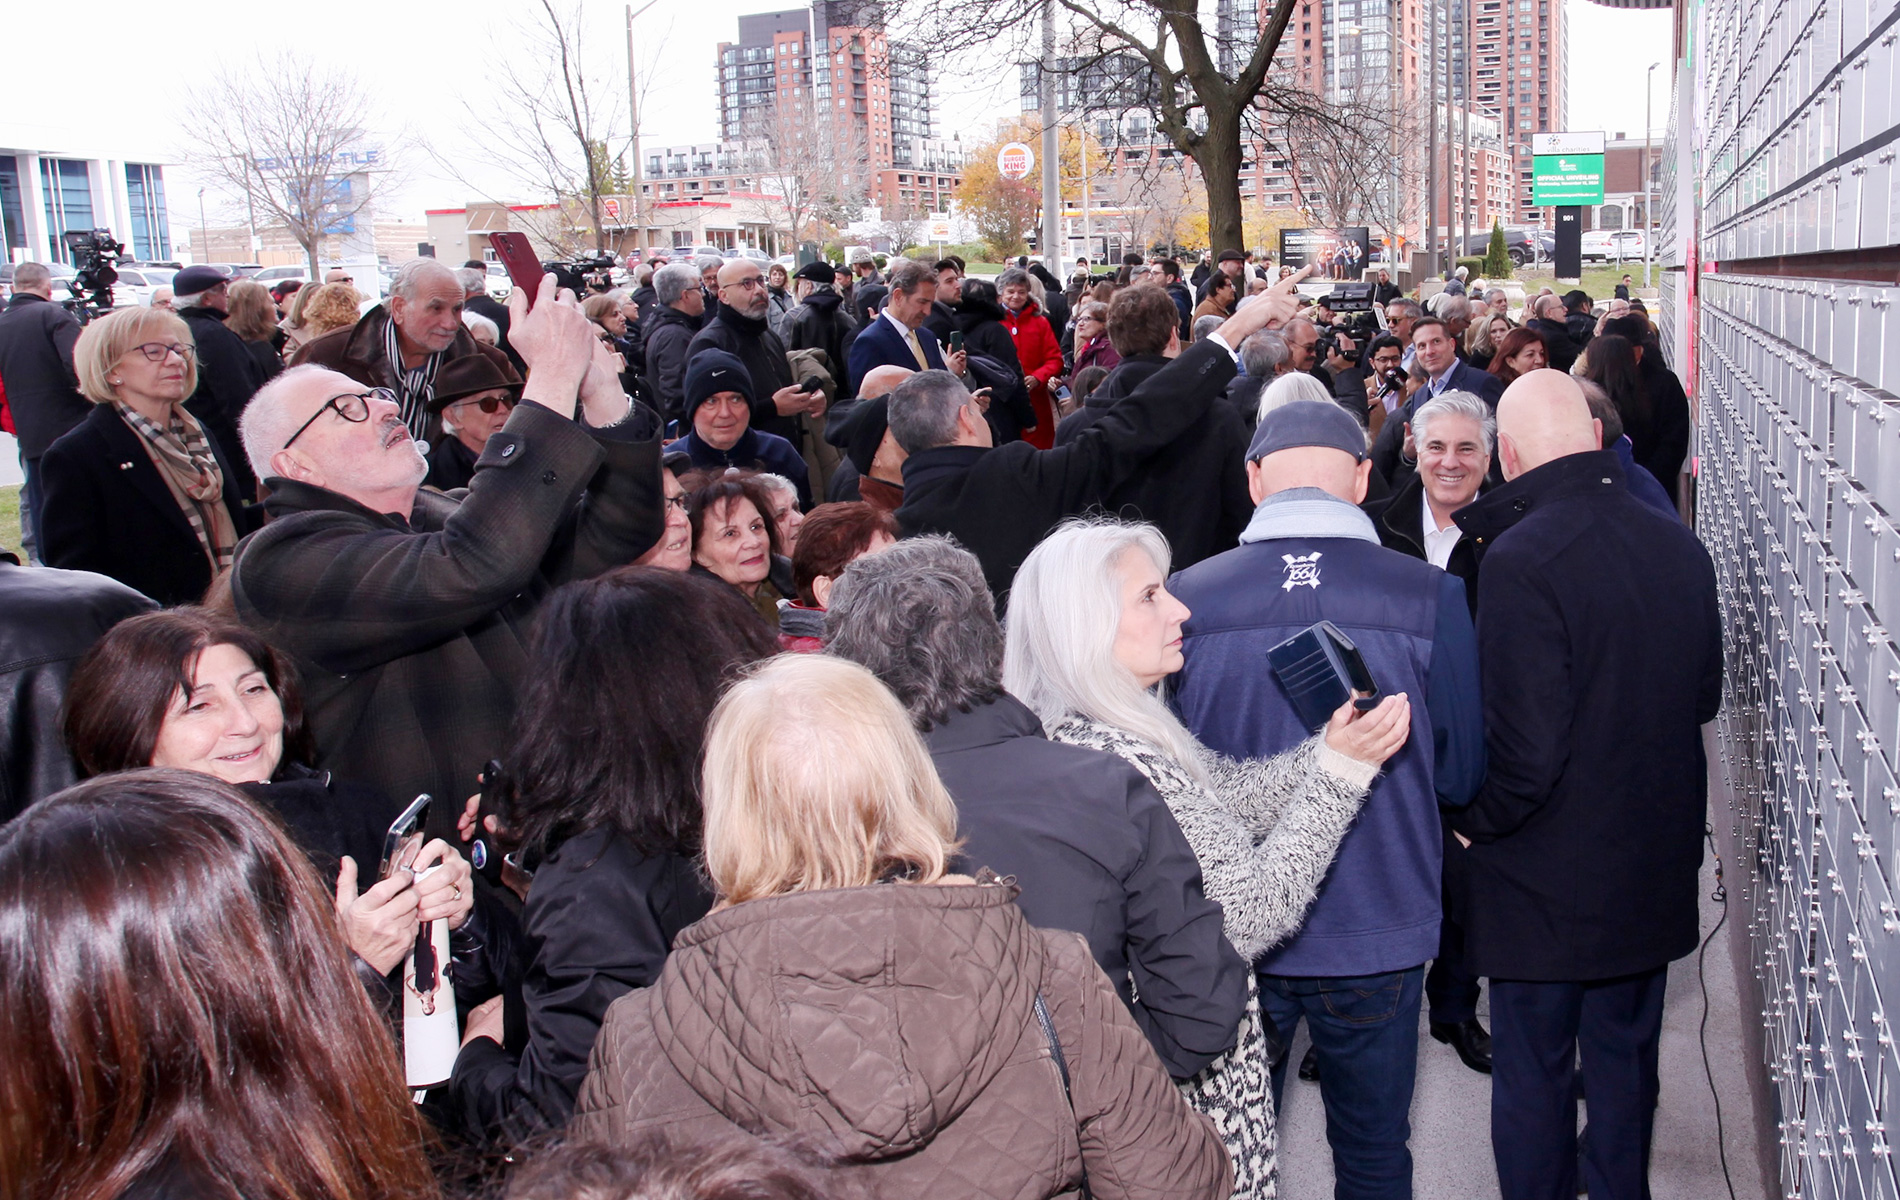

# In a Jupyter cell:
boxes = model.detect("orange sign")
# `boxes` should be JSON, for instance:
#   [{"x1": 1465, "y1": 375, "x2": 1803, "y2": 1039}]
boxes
[
  {"x1": 996, "y1": 142, "x2": 1035, "y2": 181},
  {"x1": 604, "y1": 198, "x2": 621, "y2": 221}
]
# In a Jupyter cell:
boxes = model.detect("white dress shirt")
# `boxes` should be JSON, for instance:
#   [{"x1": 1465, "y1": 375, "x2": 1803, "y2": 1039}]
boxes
[{"x1": 1421, "y1": 489, "x2": 1464, "y2": 569}]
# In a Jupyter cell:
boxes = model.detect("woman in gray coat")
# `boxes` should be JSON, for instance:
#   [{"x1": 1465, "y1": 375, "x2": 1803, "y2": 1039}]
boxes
[{"x1": 1003, "y1": 516, "x2": 1413, "y2": 1199}]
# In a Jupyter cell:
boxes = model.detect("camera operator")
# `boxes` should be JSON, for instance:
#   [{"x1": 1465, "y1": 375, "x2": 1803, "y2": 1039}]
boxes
[
  {"x1": 1361, "y1": 334, "x2": 1408, "y2": 435},
  {"x1": 1283, "y1": 317, "x2": 1360, "y2": 410}
]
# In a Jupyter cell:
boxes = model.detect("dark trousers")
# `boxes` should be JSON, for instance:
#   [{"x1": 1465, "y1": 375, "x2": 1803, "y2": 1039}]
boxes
[
  {"x1": 1260, "y1": 966, "x2": 1424, "y2": 1200},
  {"x1": 1425, "y1": 908, "x2": 1483, "y2": 1024},
  {"x1": 1489, "y1": 968, "x2": 1668, "y2": 1200}
]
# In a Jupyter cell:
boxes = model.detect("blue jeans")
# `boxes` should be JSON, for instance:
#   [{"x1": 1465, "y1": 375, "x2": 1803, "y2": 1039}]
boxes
[
  {"x1": 17, "y1": 453, "x2": 41, "y2": 563},
  {"x1": 1260, "y1": 966, "x2": 1424, "y2": 1200}
]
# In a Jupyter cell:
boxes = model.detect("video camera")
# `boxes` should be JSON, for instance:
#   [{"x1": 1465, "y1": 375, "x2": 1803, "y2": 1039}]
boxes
[
  {"x1": 1314, "y1": 282, "x2": 1381, "y2": 366},
  {"x1": 61, "y1": 229, "x2": 125, "y2": 324},
  {"x1": 543, "y1": 253, "x2": 616, "y2": 296}
]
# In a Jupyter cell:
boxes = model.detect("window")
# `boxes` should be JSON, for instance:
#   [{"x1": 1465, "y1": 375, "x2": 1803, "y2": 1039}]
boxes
[
  {"x1": 39, "y1": 158, "x2": 93, "y2": 263},
  {"x1": 124, "y1": 163, "x2": 170, "y2": 260}
]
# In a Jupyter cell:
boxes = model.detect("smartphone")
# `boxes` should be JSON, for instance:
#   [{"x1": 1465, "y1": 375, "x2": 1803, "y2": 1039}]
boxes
[
  {"x1": 380, "y1": 793, "x2": 433, "y2": 881},
  {"x1": 1055, "y1": 384, "x2": 1073, "y2": 402},
  {"x1": 488, "y1": 232, "x2": 544, "y2": 306},
  {"x1": 798, "y1": 375, "x2": 823, "y2": 394},
  {"x1": 948, "y1": 330, "x2": 964, "y2": 353}
]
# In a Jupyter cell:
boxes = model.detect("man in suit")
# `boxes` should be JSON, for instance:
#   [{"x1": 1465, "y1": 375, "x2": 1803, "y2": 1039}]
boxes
[
  {"x1": 1449, "y1": 370, "x2": 1721, "y2": 1200},
  {"x1": 845, "y1": 260, "x2": 965, "y2": 395},
  {"x1": 1410, "y1": 316, "x2": 1503, "y2": 407}
]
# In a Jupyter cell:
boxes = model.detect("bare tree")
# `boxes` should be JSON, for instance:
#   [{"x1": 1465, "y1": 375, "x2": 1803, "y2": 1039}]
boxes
[
  {"x1": 468, "y1": 0, "x2": 623, "y2": 254},
  {"x1": 899, "y1": 0, "x2": 1363, "y2": 254},
  {"x1": 180, "y1": 53, "x2": 397, "y2": 277},
  {"x1": 740, "y1": 96, "x2": 872, "y2": 249},
  {"x1": 873, "y1": 202, "x2": 930, "y2": 254}
]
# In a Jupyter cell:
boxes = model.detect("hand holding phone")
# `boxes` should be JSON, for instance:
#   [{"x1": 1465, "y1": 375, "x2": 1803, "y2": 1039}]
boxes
[
  {"x1": 948, "y1": 330, "x2": 964, "y2": 353},
  {"x1": 333, "y1": 853, "x2": 422, "y2": 976},
  {"x1": 489, "y1": 232, "x2": 544, "y2": 306}
]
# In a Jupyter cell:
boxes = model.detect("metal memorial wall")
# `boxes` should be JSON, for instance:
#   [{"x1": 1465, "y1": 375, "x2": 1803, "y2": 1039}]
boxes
[{"x1": 1693, "y1": 0, "x2": 1900, "y2": 1192}]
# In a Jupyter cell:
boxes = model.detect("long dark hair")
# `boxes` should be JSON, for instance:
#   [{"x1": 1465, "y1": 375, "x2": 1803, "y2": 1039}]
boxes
[
  {"x1": 63, "y1": 607, "x2": 316, "y2": 777},
  {"x1": 0, "y1": 769, "x2": 438, "y2": 1200},
  {"x1": 505, "y1": 567, "x2": 779, "y2": 858},
  {"x1": 1580, "y1": 333, "x2": 1648, "y2": 426},
  {"x1": 1487, "y1": 327, "x2": 1548, "y2": 385}
]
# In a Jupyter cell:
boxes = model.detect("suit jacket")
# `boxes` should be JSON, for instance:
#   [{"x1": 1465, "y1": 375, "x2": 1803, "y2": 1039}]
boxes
[
  {"x1": 38, "y1": 404, "x2": 259, "y2": 605},
  {"x1": 847, "y1": 311, "x2": 944, "y2": 394}
]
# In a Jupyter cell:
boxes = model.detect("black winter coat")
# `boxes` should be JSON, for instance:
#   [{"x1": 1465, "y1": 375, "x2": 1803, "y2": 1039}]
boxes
[
  {"x1": 951, "y1": 298, "x2": 1035, "y2": 443},
  {"x1": 1448, "y1": 451, "x2": 1722, "y2": 981},
  {"x1": 1525, "y1": 316, "x2": 1579, "y2": 373},
  {"x1": 687, "y1": 308, "x2": 800, "y2": 443},
  {"x1": 450, "y1": 826, "x2": 714, "y2": 1145},
  {"x1": 0, "y1": 293, "x2": 88, "y2": 459},
  {"x1": 179, "y1": 305, "x2": 267, "y2": 502},
  {"x1": 643, "y1": 304, "x2": 702, "y2": 427},
  {"x1": 38, "y1": 403, "x2": 260, "y2": 605},
  {"x1": 1054, "y1": 353, "x2": 1253, "y2": 570},
  {"x1": 951, "y1": 297, "x2": 1024, "y2": 377},
  {"x1": 1626, "y1": 355, "x2": 1691, "y2": 491},
  {"x1": 896, "y1": 339, "x2": 1237, "y2": 601},
  {"x1": 1363, "y1": 469, "x2": 1483, "y2": 619},
  {"x1": 0, "y1": 558, "x2": 154, "y2": 820},
  {"x1": 782, "y1": 287, "x2": 859, "y2": 391},
  {"x1": 926, "y1": 694, "x2": 1248, "y2": 1081}
]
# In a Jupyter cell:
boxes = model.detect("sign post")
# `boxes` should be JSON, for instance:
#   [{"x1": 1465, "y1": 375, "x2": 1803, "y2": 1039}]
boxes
[{"x1": 1531, "y1": 132, "x2": 1604, "y2": 285}]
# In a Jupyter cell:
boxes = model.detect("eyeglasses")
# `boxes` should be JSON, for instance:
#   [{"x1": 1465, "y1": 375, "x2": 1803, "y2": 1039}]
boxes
[
  {"x1": 664, "y1": 493, "x2": 688, "y2": 512},
  {"x1": 725, "y1": 275, "x2": 766, "y2": 291},
  {"x1": 282, "y1": 387, "x2": 391, "y2": 450},
  {"x1": 127, "y1": 342, "x2": 194, "y2": 363},
  {"x1": 448, "y1": 395, "x2": 516, "y2": 415}
]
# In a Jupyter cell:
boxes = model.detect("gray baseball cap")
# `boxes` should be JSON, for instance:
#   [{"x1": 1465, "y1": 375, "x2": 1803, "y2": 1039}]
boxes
[{"x1": 1245, "y1": 399, "x2": 1368, "y2": 463}]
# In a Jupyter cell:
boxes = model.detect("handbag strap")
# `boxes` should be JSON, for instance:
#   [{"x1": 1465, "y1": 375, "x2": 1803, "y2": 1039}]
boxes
[{"x1": 1033, "y1": 991, "x2": 1093, "y2": 1200}]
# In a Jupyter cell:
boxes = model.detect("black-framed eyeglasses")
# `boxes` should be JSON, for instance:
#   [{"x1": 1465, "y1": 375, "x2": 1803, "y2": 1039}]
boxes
[
  {"x1": 282, "y1": 387, "x2": 391, "y2": 450},
  {"x1": 127, "y1": 342, "x2": 194, "y2": 363},
  {"x1": 664, "y1": 494, "x2": 688, "y2": 512}
]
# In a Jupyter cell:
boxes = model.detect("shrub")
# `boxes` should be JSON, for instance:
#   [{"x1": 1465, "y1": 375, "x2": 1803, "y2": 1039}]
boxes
[{"x1": 1481, "y1": 221, "x2": 1515, "y2": 279}]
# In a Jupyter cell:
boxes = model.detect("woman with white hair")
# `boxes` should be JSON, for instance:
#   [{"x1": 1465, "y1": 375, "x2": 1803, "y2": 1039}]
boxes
[
  {"x1": 1254, "y1": 370, "x2": 1336, "y2": 423},
  {"x1": 1003, "y1": 516, "x2": 1413, "y2": 1199}
]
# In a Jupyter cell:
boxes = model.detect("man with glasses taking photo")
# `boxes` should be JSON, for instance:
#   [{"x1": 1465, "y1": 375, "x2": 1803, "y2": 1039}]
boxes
[
  {"x1": 688, "y1": 259, "x2": 824, "y2": 446},
  {"x1": 229, "y1": 274, "x2": 664, "y2": 838}
]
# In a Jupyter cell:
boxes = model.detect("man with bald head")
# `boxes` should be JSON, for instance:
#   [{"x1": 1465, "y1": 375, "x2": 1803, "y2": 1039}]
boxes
[
  {"x1": 820, "y1": 364, "x2": 912, "y2": 508},
  {"x1": 687, "y1": 258, "x2": 823, "y2": 451},
  {"x1": 293, "y1": 256, "x2": 513, "y2": 442},
  {"x1": 233, "y1": 275, "x2": 664, "y2": 834},
  {"x1": 1449, "y1": 369, "x2": 1721, "y2": 1200},
  {"x1": 1170, "y1": 399, "x2": 1485, "y2": 1199}
]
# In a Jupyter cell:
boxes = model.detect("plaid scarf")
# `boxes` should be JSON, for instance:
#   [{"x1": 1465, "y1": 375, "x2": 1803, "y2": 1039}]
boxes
[
  {"x1": 115, "y1": 402, "x2": 239, "y2": 572},
  {"x1": 384, "y1": 316, "x2": 442, "y2": 438}
]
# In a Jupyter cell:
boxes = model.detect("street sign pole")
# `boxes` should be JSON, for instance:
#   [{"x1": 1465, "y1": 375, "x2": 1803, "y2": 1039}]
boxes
[
  {"x1": 1530, "y1": 132, "x2": 1605, "y2": 285},
  {"x1": 1555, "y1": 206, "x2": 1582, "y2": 283}
]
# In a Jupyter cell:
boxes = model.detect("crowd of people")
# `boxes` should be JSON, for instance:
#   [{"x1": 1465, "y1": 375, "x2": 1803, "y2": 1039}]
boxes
[{"x1": 0, "y1": 242, "x2": 1714, "y2": 1200}]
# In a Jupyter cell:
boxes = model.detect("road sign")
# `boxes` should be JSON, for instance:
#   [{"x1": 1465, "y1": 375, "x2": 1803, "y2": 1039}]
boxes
[
  {"x1": 1531, "y1": 154, "x2": 1606, "y2": 205},
  {"x1": 997, "y1": 142, "x2": 1035, "y2": 181},
  {"x1": 604, "y1": 198, "x2": 621, "y2": 222},
  {"x1": 927, "y1": 214, "x2": 953, "y2": 241},
  {"x1": 1531, "y1": 131, "x2": 1605, "y2": 156}
]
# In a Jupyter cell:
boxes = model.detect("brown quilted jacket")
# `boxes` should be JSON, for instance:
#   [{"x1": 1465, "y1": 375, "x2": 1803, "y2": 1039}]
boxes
[{"x1": 573, "y1": 880, "x2": 1232, "y2": 1200}]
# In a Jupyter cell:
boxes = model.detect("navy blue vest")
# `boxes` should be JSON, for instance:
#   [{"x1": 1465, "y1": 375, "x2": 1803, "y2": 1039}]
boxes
[{"x1": 1170, "y1": 535, "x2": 1450, "y2": 977}]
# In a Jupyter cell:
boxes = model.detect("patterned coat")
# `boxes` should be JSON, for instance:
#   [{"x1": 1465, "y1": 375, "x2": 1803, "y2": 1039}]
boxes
[{"x1": 1048, "y1": 716, "x2": 1377, "y2": 1200}]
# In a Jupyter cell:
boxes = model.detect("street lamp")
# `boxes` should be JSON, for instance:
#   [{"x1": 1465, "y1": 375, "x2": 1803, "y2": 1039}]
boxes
[{"x1": 1643, "y1": 61, "x2": 1660, "y2": 291}]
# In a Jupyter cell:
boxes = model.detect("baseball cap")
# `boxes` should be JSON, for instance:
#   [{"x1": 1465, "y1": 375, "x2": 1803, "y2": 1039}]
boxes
[{"x1": 1245, "y1": 399, "x2": 1369, "y2": 464}]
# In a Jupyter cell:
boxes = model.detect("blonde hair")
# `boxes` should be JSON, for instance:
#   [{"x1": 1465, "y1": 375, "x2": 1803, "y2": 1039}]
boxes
[
  {"x1": 225, "y1": 279, "x2": 281, "y2": 342},
  {"x1": 73, "y1": 307, "x2": 198, "y2": 405},
  {"x1": 581, "y1": 294, "x2": 620, "y2": 325},
  {"x1": 701, "y1": 655, "x2": 959, "y2": 905},
  {"x1": 300, "y1": 284, "x2": 364, "y2": 337}
]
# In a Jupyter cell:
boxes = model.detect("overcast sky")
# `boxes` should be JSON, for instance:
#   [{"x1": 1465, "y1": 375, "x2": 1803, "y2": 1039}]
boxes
[{"x1": 4, "y1": 0, "x2": 1674, "y2": 224}]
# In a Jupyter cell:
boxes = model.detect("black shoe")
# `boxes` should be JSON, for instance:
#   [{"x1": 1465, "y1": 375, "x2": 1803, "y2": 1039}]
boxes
[
  {"x1": 1298, "y1": 1044, "x2": 1320, "y2": 1082},
  {"x1": 1429, "y1": 1018, "x2": 1493, "y2": 1074}
]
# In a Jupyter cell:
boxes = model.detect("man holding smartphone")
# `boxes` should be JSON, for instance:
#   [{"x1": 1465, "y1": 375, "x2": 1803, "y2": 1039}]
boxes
[{"x1": 229, "y1": 275, "x2": 664, "y2": 839}]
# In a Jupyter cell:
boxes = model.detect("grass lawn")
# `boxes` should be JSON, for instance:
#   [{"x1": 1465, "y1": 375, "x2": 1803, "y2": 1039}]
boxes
[
  {"x1": 0, "y1": 485, "x2": 17, "y2": 559},
  {"x1": 1497, "y1": 263, "x2": 1661, "y2": 300}
]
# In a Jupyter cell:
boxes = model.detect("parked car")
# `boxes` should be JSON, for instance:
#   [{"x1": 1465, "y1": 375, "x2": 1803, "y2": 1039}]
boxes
[
  {"x1": 110, "y1": 267, "x2": 174, "y2": 306},
  {"x1": 1581, "y1": 229, "x2": 1650, "y2": 262},
  {"x1": 1455, "y1": 227, "x2": 1548, "y2": 266},
  {"x1": 483, "y1": 262, "x2": 512, "y2": 300},
  {"x1": 251, "y1": 266, "x2": 309, "y2": 285},
  {"x1": 201, "y1": 263, "x2": 264, "y2": 278}
]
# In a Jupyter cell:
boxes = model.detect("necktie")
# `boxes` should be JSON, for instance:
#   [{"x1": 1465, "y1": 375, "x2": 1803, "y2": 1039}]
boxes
[{"x1": 905, "y1": 328, "x2": 930, "y2": 370}]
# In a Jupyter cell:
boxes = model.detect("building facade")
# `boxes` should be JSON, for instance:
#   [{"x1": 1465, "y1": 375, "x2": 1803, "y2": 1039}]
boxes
[
  {"x1": 0, "y1": 138, "x2": 174, "y2": 265},
  {"x1": 714, "y1": 1, "x2": 939, "y2": 209}
]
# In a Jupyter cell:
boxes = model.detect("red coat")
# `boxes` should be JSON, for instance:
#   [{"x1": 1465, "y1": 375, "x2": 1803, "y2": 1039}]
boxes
[{"x1": 1003, "y1": 300, "x2": 1064, "y2": 448}]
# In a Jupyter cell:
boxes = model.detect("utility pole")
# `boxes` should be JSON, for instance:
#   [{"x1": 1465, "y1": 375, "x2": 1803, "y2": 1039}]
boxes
[
  {"x1": 1425, "y1": 0, "x2": 1437, "y2": 278},
  {"x1": 626, "y1": 1, "x2": 659, "y2": 257},
  {"x1": 1643, "y1": 61, "x2": 1659, "y2": 290},
  {"x1": 1040, "y1": 0, "x2": 1062, "y2": 276}
]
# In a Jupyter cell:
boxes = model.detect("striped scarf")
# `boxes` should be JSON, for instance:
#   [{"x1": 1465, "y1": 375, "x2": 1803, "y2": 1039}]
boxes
[
  {"x1": 115, "y1": 402, "x2": 239, "y2": 572},
  {"x1": 384, "y1": 316, "x2": 442, "y2": 438}
]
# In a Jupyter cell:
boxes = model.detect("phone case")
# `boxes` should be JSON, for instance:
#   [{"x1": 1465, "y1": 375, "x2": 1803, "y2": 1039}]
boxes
[{"x1": 1267, "y1": 620, "x2": 1381, "y2": 731}]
